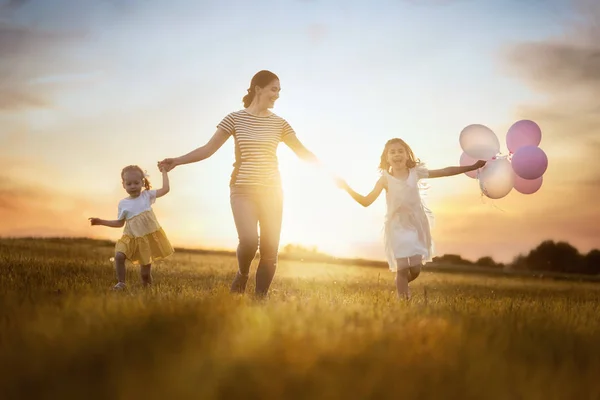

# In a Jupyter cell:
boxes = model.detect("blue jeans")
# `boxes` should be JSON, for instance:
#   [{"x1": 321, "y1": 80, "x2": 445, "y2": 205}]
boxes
[{"x1": 229, "y1": 185, "x2": 283, "y2": 296}]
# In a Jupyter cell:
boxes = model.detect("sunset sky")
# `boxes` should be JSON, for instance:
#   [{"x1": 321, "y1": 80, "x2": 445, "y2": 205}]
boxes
[{"x1": 1, "y1": 0, "x2": 598, "y2": 263}]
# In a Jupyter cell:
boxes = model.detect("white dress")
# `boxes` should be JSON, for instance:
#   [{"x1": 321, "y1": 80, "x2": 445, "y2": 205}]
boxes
[{"x1": 383, "y1": 165, "x2": 434, "y2": 271}]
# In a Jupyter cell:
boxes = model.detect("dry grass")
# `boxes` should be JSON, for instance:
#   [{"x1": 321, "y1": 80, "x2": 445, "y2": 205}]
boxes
[{"x1": 1, "y1": 238, "x2": 600, "y2": 400}]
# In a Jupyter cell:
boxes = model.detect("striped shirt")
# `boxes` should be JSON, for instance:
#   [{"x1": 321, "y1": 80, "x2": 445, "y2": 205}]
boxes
[{"x1": 218, "y1": 110, "x2": 296, "y2": 187}]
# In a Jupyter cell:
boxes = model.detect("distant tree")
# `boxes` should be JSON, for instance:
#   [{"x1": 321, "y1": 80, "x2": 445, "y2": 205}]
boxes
[
  {"x1": 433, "y1": 254, "x2": 472, "y2": 265},
  {"x1": 510, "y1": 254, "x2": 528, "y2": 271},
  {"x1": 515, "y1": 240, "x2": 584, "y2": 274},
  {"x1": 475, "y1": 256, "x2": 497, "y2": 268},
  {"x1": 280, "y1": 243, "x2": 331, "y2": 262},
  {"x1": 282, "y1": 244, "x2": 321, "y2": 255},
  {"x1": 584, "y1": 249, "x2": 600, "y2": 275}
]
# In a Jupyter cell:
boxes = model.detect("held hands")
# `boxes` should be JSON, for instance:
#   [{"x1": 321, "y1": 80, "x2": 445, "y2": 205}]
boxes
[
  {"x1": 157, "y1": 158, "x2": 178, "y2": 172},
  {"x1": 334, "y1": 176, "x2": 350, "y2": 190}
]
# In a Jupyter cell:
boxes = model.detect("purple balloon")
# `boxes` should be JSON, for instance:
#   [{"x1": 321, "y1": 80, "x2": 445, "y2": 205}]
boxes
[
  {"x1": 511, "y1": 146, "x2": 548, "y2": 180},
  {"x1": 460, "y1": 152, "x2": 478, "y2": 179},
  {"x1": 514, "y1": 173, "x2": 543, "y2": 195},
  {"x1": 506, "y1": 120, "x2": 542, "y2": 153}
]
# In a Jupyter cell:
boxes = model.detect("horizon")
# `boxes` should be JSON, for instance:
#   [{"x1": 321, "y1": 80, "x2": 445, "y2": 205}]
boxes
[{"x1": 2, "y1": 235, "x2": 597, "y2": 267}]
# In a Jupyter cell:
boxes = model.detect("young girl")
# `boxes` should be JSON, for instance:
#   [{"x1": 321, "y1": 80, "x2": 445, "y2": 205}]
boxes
[
  {"x1": 89, "y1": 165, "x2": 174, "y2": 290},
  {"x1": 336, "y1": 138, "x2": 485, "y2": 300}
]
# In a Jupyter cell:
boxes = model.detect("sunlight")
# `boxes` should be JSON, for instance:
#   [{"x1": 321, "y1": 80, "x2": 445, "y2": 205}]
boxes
[{"x1": 278, "y1": 149, "x2": 386, "y2": 259}]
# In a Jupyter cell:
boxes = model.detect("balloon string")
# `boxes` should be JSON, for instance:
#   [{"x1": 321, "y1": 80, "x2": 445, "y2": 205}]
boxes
[{"x1": 476, "y1": 168, "x2": 507, "y2": 212}]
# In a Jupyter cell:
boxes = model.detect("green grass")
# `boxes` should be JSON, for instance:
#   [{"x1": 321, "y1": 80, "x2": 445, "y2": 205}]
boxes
[{"x1": 1, "y1": 238, "x2": 600, "y2": 400}]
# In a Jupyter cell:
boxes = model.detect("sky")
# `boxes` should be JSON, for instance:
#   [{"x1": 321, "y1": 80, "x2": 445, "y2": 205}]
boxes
[{"x1": 1, "y1": 0, "x2": 598, "y2": 263}]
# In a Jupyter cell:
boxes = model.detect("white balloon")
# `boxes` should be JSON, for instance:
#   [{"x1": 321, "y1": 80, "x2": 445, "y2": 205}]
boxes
[
  {"x1": 478, "y1": 158, "x2": 514, "y2": 199},
  {"x1": 459, "y1": 124, "x2": 500, "y2": 161}
]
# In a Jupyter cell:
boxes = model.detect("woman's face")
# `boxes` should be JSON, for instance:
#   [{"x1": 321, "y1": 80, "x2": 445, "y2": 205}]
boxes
[{"x1": 256, "y1": 79, "x2": 280, "y2": 109}]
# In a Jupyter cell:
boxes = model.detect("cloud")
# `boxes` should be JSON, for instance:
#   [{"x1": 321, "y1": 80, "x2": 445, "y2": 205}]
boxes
[
  {"x1": 502, "y1": 0, "x2": 600, "y2": 189},
  {"x1": 0, "y1": 19, "x2": 85, "y2": 111},
  {"x1": 0, "y1": 0, "x2": 30, "y2": 11},
  {"x1": 505, "y1": 1, "x2": 600, "y2": 138}
]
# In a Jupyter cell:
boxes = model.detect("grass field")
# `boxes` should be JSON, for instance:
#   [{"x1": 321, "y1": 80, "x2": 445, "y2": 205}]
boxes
[{"x1": 1, "y1": 238, "x2": 600, "y2": 400}]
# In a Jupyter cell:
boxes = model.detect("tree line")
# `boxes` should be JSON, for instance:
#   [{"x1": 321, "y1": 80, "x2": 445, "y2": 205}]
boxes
[{"x1": 283, "y1": 241, "x2": 600, "y2": 275}]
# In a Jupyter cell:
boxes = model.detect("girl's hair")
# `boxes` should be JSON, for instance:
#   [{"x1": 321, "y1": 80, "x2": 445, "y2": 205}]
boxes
[
  {"x1": 121, "y1": 165, "x2": 151, "y2": 190},
  {"x1": 242, "y1": 70, "x2": 279, "y2": 107},
  {"x1": 378, "y1": 138, "x2": 420, "y2": 172}
]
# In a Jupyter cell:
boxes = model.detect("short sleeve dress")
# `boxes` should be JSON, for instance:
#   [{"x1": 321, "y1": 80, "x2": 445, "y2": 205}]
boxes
[{"x1": 115, "y1": 190, "x2": 174, "y2": 265}]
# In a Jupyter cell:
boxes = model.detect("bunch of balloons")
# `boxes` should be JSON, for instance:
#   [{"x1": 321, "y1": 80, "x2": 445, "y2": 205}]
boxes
[{"x1": 459, "y1": 120, "x2": 548, "y2": 199}]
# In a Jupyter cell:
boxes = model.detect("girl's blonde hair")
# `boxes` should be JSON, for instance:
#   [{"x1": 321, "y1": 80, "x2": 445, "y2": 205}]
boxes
[
  {"x1": 378, "y1": 138, "x2": 419, "y2": 172},
  {"x1": 121, "y1": 165, "x2": 151, "y2": 190}
]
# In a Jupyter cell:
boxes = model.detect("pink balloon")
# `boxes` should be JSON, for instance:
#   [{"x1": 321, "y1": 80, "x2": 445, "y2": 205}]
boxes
[
  {"x1": 514, "y1": 174, "x2": 543, "y2": 195},
  {"x1": 506, "y1": 120, "x2": 542, "y2": 153},
  {"x1": 460, "y1": 152, "x2": 478, "y2": 179},
  {"x1": 511, "y1": 146, "x2": 548, "y2": 180}
]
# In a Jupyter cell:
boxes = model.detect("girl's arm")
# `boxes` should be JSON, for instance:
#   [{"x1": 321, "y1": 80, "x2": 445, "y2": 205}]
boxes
[
  {"x1": 155, "y1": 168, "x2": 170, "y2": 198},
  {"x1": 158, "y1": 127, "x2": 230, "y2": 171},
  {"x1": 282, "y1": 135, "x2": 319, "y2": 163},
  {"x1": 337, "y1": 176, "x2": 385, "y2": 207},
  {"x1": 88, "y1": 218, "x2": 125, "y2": 228},
  {"x1": 428, "y1": 160, "x2": 486, "y2": 179}
]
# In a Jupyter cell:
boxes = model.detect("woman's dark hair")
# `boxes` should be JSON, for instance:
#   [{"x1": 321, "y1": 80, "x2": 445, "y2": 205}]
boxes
[{"x1": 242, "y1": 70, "x2": 279, "y2": 107}]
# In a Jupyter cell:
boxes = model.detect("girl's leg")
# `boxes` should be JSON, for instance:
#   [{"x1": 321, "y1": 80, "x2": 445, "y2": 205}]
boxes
[
  {"x1": 140, "y1": 264, "x2": 152, "y2": 286},
  {"x1": 114, "y1": 252, "x2": 127, "y2": 287},
  {"x1": 408, "y1": 265, "x2": 421, "y2": 282},
  {"x1": 395, "y1": 258, "x2": 410, "y2": 299},
  {"x1": 255, "y1": 190, "x2": 284, "y2": 297},
  {"x1": 407, "y1": 255, "x2": 423, "y2": 283},
  {"x1": 230, "y1": 190, "x2": 259, "y2": 293}
]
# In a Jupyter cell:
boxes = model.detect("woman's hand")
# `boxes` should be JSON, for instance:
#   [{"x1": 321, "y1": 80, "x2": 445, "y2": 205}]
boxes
[
  {"x1": 334, "y1": 176, "x2": 350, "y2": 190},
  {"x1": 158, "y1": 158, "x2": 179, "y2": 172}
]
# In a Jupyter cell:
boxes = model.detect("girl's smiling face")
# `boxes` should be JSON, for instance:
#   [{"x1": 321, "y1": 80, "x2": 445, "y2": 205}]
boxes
[
  {"x1": 386, "y1": 142, "x2": 408, "y2": 170},
  {"x1": 122, "y1": 170, "x2": 143, "y2": 197}
]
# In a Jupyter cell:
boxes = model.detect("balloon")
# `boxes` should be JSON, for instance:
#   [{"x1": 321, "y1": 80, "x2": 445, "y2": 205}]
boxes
[
  {"x1": 459, "y1": 124, "x2": 500, "y2": 161},
  {"x1": 478, "y1": 158, "x2": 514, "y2": 199},
  {"x1": 513, "y1": 174, "x2": 543, "y2": 195},
  {"x1": 460, "y1": 152, "x2": 480, "y2": 179},
  {"x1": 506, "y1": 120, "x2": 542, "y2": 153},
  {"x1": 511, "y1": 146, "x2": 548, "y2": 180}
]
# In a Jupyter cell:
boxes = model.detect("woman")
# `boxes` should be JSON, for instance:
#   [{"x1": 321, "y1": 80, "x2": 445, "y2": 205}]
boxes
[{"x1": 158, "y1": 70, "x2": 319, "y2": 297}]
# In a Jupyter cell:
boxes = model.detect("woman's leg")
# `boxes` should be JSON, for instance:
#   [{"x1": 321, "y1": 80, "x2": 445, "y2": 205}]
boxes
[
  {"x1": 255, "y1": 190, "x2": 284, "y2": 297},
  {"x1": 230, "y1": 191, "x2": 259, "y2": 293}
]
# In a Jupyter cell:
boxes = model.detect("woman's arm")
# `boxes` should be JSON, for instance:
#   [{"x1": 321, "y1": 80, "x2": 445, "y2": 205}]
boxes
[
  {"x1": 158, "y1": 127, "x2": 230, "y2": 171},
  {"x1": 428, "y1": 160, "x2": 486, "y2": 179},
  {"x1": 337, "y1": 176, "x2": 385, "y2": 207},
  {"x1": 282, "y1": 135, "x2": 319, "y2": 163}
]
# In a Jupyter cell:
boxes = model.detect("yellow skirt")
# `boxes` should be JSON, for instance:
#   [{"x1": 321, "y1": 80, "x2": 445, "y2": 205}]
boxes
[{"x1": 115, "y1": 210, "x2": 174, "y2": 265}]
